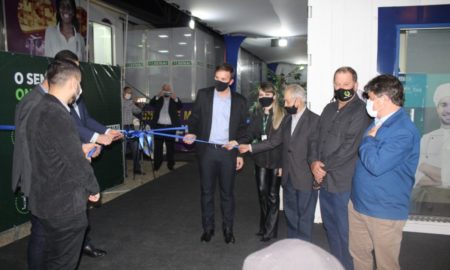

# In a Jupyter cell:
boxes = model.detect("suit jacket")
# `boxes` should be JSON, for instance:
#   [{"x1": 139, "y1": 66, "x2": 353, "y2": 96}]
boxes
[
  {"x1": 252, "y1": 109, "x2": 320, "y2": 191},
  {"x1": 70, "y1": 96, "x2": 107, "y2": 143},
  {"x1": 308, "y1": 97, "x2": 371, "y2": 192},
  {"x1": 26, "y1": 95, "x2": 99, "y2": 219},
  {"x1": 12, "y1": 85, "x2": 46, "y2": 196},
  {"x1": 149, "y1": 96, "x2": 183, "y2": 128},
  {"x1": 188, "y1": 87, "x2": 249, "y2": 154}
]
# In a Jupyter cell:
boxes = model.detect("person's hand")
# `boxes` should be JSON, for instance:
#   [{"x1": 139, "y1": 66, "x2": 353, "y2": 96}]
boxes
[
  {"x1": 107, "y1": 129, "x2": 124, "y2": 141},
  {"x1": 311, "y1": 161, "x2": 326, "y2": 182},
  {"x1": 88, "y1": 193, "x2": 100, "y2": 202},
  {"x1": 236, "y1": 157, "x2": 244, "y2": 170},
  {"x1": 239, "y1": 144, "x2": 251, "y2": 154},
  {"x1": 96, "y1": 134, "x2": 113, "y2": 145},
  {"x1": 367, "y1": 124, "x2": 381, "y2": 137},
  {"x1": 82, "y1": 143, "x2": 101, "y2": 159},
  {"x1": 223, "y1": 140, "x2": 238, "y2": 150},
  {"x1": 183, "y1": 133, "x2": 196, "y2": 144},
  {"x1": 158, "y1": 90, "x2": 165, "y2": 97}
]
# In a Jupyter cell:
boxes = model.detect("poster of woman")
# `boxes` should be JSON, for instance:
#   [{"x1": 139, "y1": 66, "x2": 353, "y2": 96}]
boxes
[{"x1": 4, "y1": 0, "x2": 87, "y2": 60}]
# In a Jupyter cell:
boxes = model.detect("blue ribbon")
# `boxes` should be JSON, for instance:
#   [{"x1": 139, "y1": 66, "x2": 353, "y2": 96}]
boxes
[{"x1": 0, "y1": 125, "x2": 15, "y2": 131}]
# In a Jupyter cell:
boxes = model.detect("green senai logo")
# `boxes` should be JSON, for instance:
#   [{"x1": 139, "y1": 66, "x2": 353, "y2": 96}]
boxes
[{"x1": 344, "y1": 90, "x2": 351, "y2": 97}]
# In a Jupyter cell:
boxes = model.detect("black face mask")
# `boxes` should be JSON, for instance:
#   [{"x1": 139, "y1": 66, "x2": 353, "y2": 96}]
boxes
[
  {"x1": 215, "y1": 80, "x2": 229, "y2": 92},
  {"x1": 334, "y1": 88, "x2": 355, "y2": 101},
  {"x1": 258, "y1": 97, "x2": 273, "y2": 108},
  {"x1": 284, "y1": 104, "x2": 298, "y2": 114}
]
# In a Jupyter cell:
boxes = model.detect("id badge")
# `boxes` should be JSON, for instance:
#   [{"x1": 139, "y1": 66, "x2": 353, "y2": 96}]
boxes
[{"x1": 261, "y1": 135, "x2": 268, "y2": 141}]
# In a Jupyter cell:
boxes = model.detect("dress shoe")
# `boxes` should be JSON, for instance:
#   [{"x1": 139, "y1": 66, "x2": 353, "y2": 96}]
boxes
[
  {"x1": 83, "y1": 244, "x2": 107, "y2": 258},
  {"x1": 200, "y1": 230, "x2": 214, "y2": 242},
  {"x1": 223, "y1": 229, "x2": 235, "y2": 244}
]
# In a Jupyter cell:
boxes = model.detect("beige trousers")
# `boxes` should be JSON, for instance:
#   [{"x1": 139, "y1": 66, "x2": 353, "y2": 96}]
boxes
[{"x1": 348, "y1": 201, "x2": 406, "y2": 270}]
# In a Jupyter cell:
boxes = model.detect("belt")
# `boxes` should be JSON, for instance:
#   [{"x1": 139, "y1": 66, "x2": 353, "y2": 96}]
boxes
[{"x1": 208, "y1": 143, "x2": 224, "y2": 149}]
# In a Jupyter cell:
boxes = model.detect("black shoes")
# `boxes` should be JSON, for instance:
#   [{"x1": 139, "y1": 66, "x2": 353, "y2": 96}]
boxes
[
  {"x1": 223, "y1": 228, "x2": 235, "y2": 244},
  {"x1": 83, "y1": 244, "x2": 107, "y2": 258},
  {"x1": 200, "y1": 230, "x2": 214, "y2": 242}
]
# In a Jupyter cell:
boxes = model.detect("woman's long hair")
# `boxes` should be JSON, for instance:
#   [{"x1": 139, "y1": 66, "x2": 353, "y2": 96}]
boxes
[
  {"x1": 257, "y1": 82, "x2": 284, "y2": 130},
  {"x1": 56, "y1": 0, "x2": 80, "y2": 31}
]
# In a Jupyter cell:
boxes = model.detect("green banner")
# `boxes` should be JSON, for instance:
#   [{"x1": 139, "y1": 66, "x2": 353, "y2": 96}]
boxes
[{"x1": 0, "y1": 51, "x2": 123, "y2": 232}]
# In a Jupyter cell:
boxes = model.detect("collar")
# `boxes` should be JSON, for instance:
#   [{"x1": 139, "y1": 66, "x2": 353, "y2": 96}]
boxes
[{"x1": 375, "y1": 108, "x2": 400, "y2": 126}]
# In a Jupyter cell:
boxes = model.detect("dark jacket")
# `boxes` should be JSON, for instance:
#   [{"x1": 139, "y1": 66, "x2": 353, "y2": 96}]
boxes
[
  {"x1": 247, "y1": 110, "x2": 283, "y2": 169},
  {"x1": 309, "y1": 97, "x2": 371, "y2": 193},
  {"x1": 252, "y1": 108, "x2": 320, "y2": 191},
  {"x1": 149, "y1": 95, "x2": 183, "y2": 128},
  {"x1": 70, "y1": 97, "x2": 108, "y2": 143},
  {"x1": 187, "y1": 87, "x2": 249, "y2": 154},
  {"x1": 12, "y1": 85, "x2": 46, "y2": 196},
  {"x1": 26, "y1": 95, "x2": 99, "y2": 219}
]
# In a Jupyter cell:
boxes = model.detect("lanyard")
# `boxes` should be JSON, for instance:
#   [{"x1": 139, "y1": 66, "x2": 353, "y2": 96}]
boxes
[{"x1": 262, "y1": 114, "x2": 270, "y2": 135}]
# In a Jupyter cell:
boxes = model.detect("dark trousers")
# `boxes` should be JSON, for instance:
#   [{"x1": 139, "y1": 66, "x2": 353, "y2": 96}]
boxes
[
  {"x1": 28, "y1": 215, "x2": 46, "y2": 270},
  {"x1": 28, "y1": 212, "x2": 93, "y2": 270},
  {"x1": 198, "y1": 145, "x2": 237, "y2": 231},
  {"x1": 36, "y1": 212, "x2": 87, "y2": 270},
  {"x1": 124, "y1": 124, "x2": 141, "y2": 172},
  {"x1": 254, "y1": 165, "x2": 281, "y2": 238},
  {"x1": 153, "y1": 124, "x2": 175, "y2": 170},
  {"x1": 283, "y1": 176, "x2": 318, "y2": 241},
  {"x1": 320, "y1": 188, "x2": 353, "y2": 270}
]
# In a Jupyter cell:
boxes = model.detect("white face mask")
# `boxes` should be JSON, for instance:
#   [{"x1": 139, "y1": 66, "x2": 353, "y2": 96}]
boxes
[
  {"x1": 124, "y1": 93, "x2": 132, "y2": 100},
  {"x1": 76, "y1": 86, "x2": 83, "y2": 101},
  {"x1": 366, "y1": 99, "x2": 378, "y2": 118}
]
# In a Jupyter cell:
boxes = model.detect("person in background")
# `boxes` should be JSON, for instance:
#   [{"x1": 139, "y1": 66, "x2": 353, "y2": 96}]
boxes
[
  {"x1": 44, "y1": 0, "x2": 85, "y2": 61},
  {"x1": 240, "y1": 84, "x2": 319, "y2": 242},
  {"x1": 183, "y1": 63, "x2": 248, "y2": 244},
  {"x1": 26, "y1": 59, "x2": 99, "y2": 269},
  {"x1": 241, "y1": 82, "x2": 284, "y2": 241},
  {"x1": 349, "y1": 75, "x2": 420, "y2": 270},
  {"x1": 149, "y1": 83, "x2": 183, "y2": 171},
  {"x1": 309, "y1": 66, "x2": 371, "y2": 270},
  {"x1": 123, "y1": 86, "x2": 143, "y2": 174}
]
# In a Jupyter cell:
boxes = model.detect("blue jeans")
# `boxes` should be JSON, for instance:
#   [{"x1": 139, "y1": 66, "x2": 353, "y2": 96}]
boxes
[
  {"x1": 320, "y1": 188, "x2": 353, "y2": 270},
  {"x1": 283, "y1": 177, "x2": 318, "y2": 241}
]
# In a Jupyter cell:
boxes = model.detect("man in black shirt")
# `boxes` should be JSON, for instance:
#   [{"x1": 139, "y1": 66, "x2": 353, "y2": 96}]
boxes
[{"x1": 309, "y1": 67, "x2": 371, "y2": 270}]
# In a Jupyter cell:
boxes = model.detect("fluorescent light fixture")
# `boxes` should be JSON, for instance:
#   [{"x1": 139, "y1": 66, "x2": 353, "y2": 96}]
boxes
[
  {"x1": 189, "y1": 18, "x2": 195, "y2": 30},
  {"x1": 175, "y1": 54, "x2": 184, "y2": 58},
  {"x1": 137, "y1": 44, "x2": 143, "y2": 48},
  {"x1": 158, "y1": 34, "x2": 169, "y2": 38},
  {"x1": 137, "y1": 98, "x2": 147, "y2": 103},
  {"x1": 158, "y1": 50, "x2": 169, "y2": 53},
  {"x1": 184, "y1": 33, "x2": 192, "y2": 37},
  {"x1": 278, "y1": 38, "x2": 288, "y2": 47},
  {"x1": 178, "y1": 42, "x2": 187, "y2": 45}
]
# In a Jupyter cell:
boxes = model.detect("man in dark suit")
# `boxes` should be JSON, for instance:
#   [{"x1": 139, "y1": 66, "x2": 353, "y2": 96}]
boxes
[
  {"x1": 183, "y1": 63, "x2": 248, "y2": 244},
  {"x1": 149, "y1": 83, "x2": 183, "y2": 171},
  {"x1": 240, "y1": 84, "x2": 319, "y2": 241},
  {"x1": 26, "y1": 59, "x2": 100, "y2": 269}
]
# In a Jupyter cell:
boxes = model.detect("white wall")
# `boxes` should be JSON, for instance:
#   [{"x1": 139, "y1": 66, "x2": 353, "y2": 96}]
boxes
[{"x1": 307, "y1": 0, "x2": 450, "y2": 115}]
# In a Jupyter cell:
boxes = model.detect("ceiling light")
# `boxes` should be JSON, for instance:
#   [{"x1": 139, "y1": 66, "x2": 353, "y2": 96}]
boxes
[
  {"x1": 184, "y1": 33, "x2": 192, "y2": 37},
  {"x1": 175, "y1": 54, "x2": 184, "y2": 58},
  {"x1": 189, "y1": 18, "x2": 195, "y2": 30},
  {"x1": 158, "y1": 34, "x2": 169, "y2": 38},
  {"x1": 158, "y1": 50, "x2": 169, "y2": 53},
  {"x1": 278, "y1": 38, "x2": 288, "y2": 47},
  {"x1": 178, "y1": 42, "x2": 187, "y2": 45}
]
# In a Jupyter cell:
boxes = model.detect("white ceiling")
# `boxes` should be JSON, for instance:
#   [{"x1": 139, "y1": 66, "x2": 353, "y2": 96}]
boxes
[{"x1": 164, "y1": 0, "x2": 308, "y2": 64}]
